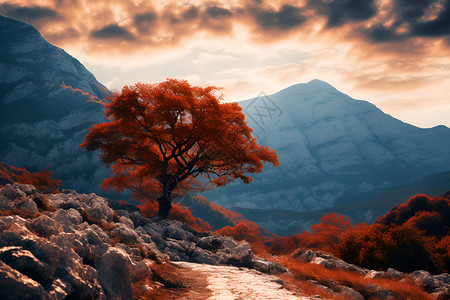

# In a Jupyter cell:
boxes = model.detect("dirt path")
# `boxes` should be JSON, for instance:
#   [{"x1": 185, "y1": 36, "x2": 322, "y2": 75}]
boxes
[{"x1": 173, "y1": 262, "x2": 312, "y2": 300}]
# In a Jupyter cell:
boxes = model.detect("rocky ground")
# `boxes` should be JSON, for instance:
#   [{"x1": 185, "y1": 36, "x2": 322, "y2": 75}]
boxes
[{"x1": 0, "y1": 183, "x2": 448, "y2": 299}]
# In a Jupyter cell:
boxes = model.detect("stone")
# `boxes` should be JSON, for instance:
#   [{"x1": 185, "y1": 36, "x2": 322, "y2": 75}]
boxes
[
  {"x1": 29, "y1": 214, "x2": 62, "y2": 238},
  {"x1": 0, "y1": 184, "x2": 25, "y2": 200},
  {"x1": 0, "y1": 195, "x2": 13, "y2": 210},
  {"x1": 0, "y1": 260, "x2": 45, "y2": 300},
  {"x1": 111, "y1": 223, "x2": 141, "y2": 244},
  {"x1": 96, "y1": 248, "x2": 133, "y2": 300},
  {"x1": 191, "y1": 247, "x2": 219, "y2": 265},
  {"x1": 12, "y1": 183, "x2": 37, "y2": 196},
  {"x1": 164, "y1": 223, "x2": 194, "y2": 240},
  {"x1": 0, "y1": 246, "x2": 50, "y2": 286},
  {"x1": 119, "y1": 216, "x2": 134, "y2": 229},
  {"x1": 365, "y1": 284, "x2": 395, "y2": 299},
  {"x1": 18, "y1": 198, "x2": 39, "y2": 217},
  {"x1": 197, "y1": 236, "x2": 223, "y2": 252},
  {"x1": 338, "y1": 286, "x2": 364, "y2": 300},
  {"x1": 408, "y1": 270, "x2": 437, "y2": 290}
]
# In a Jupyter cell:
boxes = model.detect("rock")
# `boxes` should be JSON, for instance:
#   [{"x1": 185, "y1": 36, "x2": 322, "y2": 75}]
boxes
[
  {"x1": 386, "y1": 268, "x2": 403, "y2": 279},
  {"x1": 12, "y1": 183, "x2": 37, "y2": 196},
  {"x1": 31, "y1": 194, "x2": 56, "y2": 211},
  {"x1": 191, "y1": 247, "x2": 219, "y2": 265},
  {"x1": 28, "y1": 214, "x2": 62, "y2": 238},
  {"x1": 0, "y1": 195, "x2": 13, "y2": 210},
  {"x1": 434, "y1": 273, "x2": 450, "y2": 285},
  {"x1": 61, "y1": 189, "x2": 78, "y2": 195},
  {"x1": 119, "y1": 216, "x2": 134, "y2": 229},
  {"x1": 0, "y1": 184, "x2": 26, "y2": 200},
  {"x1": 197, "y1": 236, "x2": 223, "y2": 252},
  {"x1": 59, "y1": 197, "x2": 82, "y2": 210},
  {"x1": 253, "y1": 258, "x2": 287, "y2": 274},
  {"x1": 0, "y1": 246, "x2": 50, "y2": 286},
  {"x1": 129, "y1": 211, "x2": 148, "y2": 228},
  {"x1": 95, "y1": 248, "x2": 134, "y2": 300},
  {"x1": 365, "y1": 284, "x2": 395, "y2": 299},
  {"x1": 111, "y1": 223, "x2": 141, "y2": 244},
  {"x1": 295, "y1": 249, "x2": 316, "y2": 262},
  {"x1": 84, "y1": 195, "x2": 115, "y2": 222},
  {"x1": 220, "y1": 242, "x2": 254, "y2": 268},
  {"x1": 338, "y1": 286, "x2": 364, "y2": 300},
  {"x1": 307, "y1": 280, "x2": 339, "y2": 297},
  {"x1": 0, "y1": 260, "x2": 46, "y2": 300},
  {"x1": 18, "y1": 198, "x2": 39, "y2": 217},
  {"x1": 164, "y1": 222, "x2": 194, "y2": 240},
  {"x1": 52, "y1": 209, "x2": 82, "y2": 232},
  {"x1": 142, "y1": 224, "x2": 164, "y2": 244},
  {"x1": 408, "y1": 270, "x2": 437, "y2": 290}
]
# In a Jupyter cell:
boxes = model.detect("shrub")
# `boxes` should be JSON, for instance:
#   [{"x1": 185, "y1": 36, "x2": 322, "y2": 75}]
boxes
[
  {"x1": 17, "y1": 168, "x2": 62, "y2": 193},
  {"x1": 138, "y1": 199, "x2": 211, "y2": 232}
]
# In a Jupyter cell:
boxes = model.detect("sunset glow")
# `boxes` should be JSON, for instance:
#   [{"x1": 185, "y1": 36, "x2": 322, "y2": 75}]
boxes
[{"x1": 1, "y1": 0, "x2": 449, "y2": 127}]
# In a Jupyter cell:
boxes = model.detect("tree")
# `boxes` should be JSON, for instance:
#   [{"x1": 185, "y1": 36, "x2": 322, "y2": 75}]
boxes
[{"x1": 81, "y1": 79, "x2": 279, "y2": 218}]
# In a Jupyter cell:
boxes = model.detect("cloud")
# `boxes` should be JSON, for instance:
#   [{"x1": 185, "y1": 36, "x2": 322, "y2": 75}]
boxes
[
  {"x1": 206, "y1": 6, "x2": 233, "y2": 18},
  {"x1": 413, "y1": 2, "x2": 450, "y2": 36},
  {"x1": 91, "y1": 24, "x2": 135, "y2": 41},
  {"x1": 134, "y1": 12, "x2": 157, "y2": 34},
  {"x1": 309, "y1": 0, "x2": 376, "y2": 27},
  {"x1": 251, "y1": 4, "x2": 306, "y2": 30},
  {"x1": 0, "y1": 3, "x2": 59, "y2": 23}
]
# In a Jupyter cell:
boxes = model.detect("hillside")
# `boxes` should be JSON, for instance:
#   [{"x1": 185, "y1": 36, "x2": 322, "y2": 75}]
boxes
[
  {"x1": 0, "y1": 15, "x2": 110, "y2": 195},
  {"x1": 204, "y1": 80, "x2": 450, "y2": 233},
  {"x1": 1, "y1": 182, "x2": 448, "y2": 299}
]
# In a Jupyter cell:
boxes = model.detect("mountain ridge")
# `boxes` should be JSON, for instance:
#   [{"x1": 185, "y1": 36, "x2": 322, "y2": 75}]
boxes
[
  {"x1": 204, "y1": 78, "x2": 450, "y2": 232},
  {"x1": 0, "y1": 14, "x2": 110, "y2": 195}
]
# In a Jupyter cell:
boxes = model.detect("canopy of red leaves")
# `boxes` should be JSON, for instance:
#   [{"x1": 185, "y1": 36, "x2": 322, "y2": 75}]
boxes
[{"x1": 81, "y1": 78, "x2": 279, "y2": 216}]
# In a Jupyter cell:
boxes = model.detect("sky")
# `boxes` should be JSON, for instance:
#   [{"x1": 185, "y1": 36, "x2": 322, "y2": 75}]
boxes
[{"x1": 1, "y1": 0, "x2": 450, "y2": 128}]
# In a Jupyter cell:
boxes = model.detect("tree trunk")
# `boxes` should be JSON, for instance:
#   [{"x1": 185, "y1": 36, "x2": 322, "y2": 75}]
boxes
[{"x1": 157, "y1": 194, "x2": 172, "y2": 219}]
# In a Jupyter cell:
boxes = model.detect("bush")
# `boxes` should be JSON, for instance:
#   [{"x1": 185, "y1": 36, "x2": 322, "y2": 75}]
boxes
[{"x1": 17, "y1": 168, "x2": 61, "y2": 193}]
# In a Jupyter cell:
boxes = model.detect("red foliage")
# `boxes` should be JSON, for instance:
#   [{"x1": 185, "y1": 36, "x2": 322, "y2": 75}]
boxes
[
  {"x1": 0, "y1": 162, "x2": 30, "y2": 187},
  {"x1": 16, "y1": 168, "x2": 62, "y2": 193},
  {"x1": 81, "y1": 78, "x2": 279, "y2": 218},
  {"x1": 377, "y1": 193, "x2": 450, "y2": 233},
  {"x1": 217, "y1": 221, "x2": 268, "y2": 252},
  {"x1": 194, "y1": 196, "x2": 246, "y2": 226},
  {"x1": 138, "y1": 199, "x2": 211, "y2": 232},
  {"x1": 268, "y1": 213, "x2": 359, "y2": 255},
  {"x1": 337, "y1": 192, "x2": 450, "y2": 273}
]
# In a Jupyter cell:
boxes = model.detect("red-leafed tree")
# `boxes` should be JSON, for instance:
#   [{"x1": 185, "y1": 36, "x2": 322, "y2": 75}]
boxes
[{"x1": 81, "y1": 79, "x2": 279, "y2": 218}]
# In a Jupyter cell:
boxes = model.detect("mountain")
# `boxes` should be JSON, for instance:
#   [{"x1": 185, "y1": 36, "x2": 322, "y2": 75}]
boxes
[
  {"x1": 203, "y1": 80, "x2": 450, "y2": 231},
  {"x1": 0, "y1": 15, "x2": 110, "y2": 194}
]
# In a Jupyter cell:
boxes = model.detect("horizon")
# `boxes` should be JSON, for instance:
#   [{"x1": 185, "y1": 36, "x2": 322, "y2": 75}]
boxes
[{"x1": 0, "y1": 1, "x2": 450, "y2": 128}]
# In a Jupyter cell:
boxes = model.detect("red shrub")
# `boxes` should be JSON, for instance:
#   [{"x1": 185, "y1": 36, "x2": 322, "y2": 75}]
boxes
[
  {"x1": 217, "y1": 221, "x2": 268, "y2": 253},
  {"x1": 0, "y1": 162, "x2": 30, "y2": 187},
  {"x1": 138, "y1": 199, "x2": 211, "y2": 232},
  {"x1": 17, "y1": 168, "x2": 62, "y2": 193}
]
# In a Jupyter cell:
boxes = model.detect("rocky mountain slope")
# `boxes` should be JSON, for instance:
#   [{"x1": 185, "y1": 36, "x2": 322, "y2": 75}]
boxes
[
  {"x1": 0, "y1": 183, "x2": 289, "y2": 299},
  {"x1": 204, "y1": 80, "x2": 450, "y2": 232},
  {"x1": 0, "y1": 15, "x2": 109, "y2": 195},
  {"x1": 0, "y1": 183, "x2": 448, "y2": 299}
]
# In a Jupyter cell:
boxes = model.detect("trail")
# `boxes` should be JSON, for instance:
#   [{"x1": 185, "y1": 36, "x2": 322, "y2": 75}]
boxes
[{"x1": 173, "y1": 262, "x2": 312, "y2": 300}]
